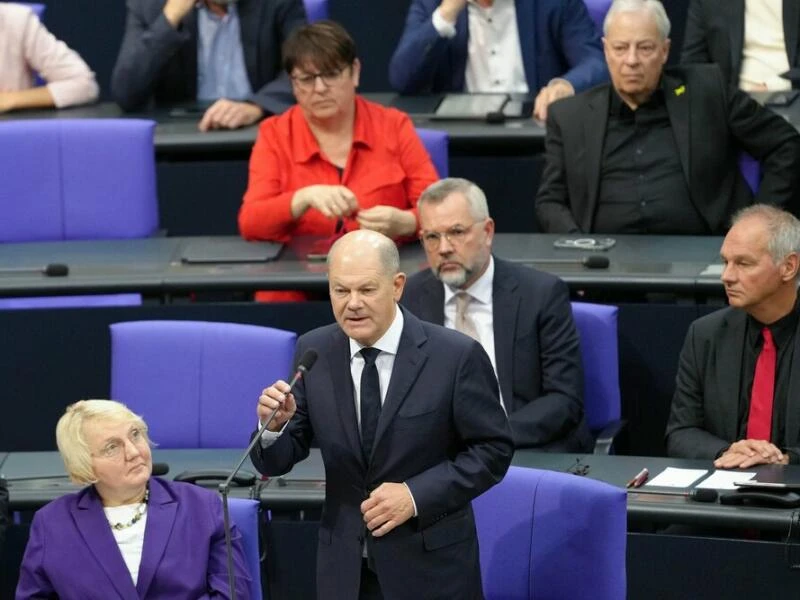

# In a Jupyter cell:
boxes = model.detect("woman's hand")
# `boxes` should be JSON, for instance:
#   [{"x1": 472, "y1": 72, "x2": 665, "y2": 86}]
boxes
[
  {"x1": 291, "y1": 185, "x2": 358, "y2": 219},
  {"x1": 357, "y1": 206, "x2": 417, "y2": 238}
]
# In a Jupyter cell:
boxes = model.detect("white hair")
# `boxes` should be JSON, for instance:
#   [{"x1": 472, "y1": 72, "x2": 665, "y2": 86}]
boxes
[{"x1": 603, "y1": 0, "x2": 671, "y2": 39}]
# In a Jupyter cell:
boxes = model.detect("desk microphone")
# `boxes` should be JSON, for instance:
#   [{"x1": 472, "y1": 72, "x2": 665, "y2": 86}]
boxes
[
  {"x1": 629, "y1": 488, "x2": 719, "y2": 503},
  {"x1": 0, "y1": 263, "x2": 69, "y2": 277},
  {"x1": 523, "y1": 255, "x2": 610, "y2": 269},
  {"x1": 218, "y1": 349, "x2": 319, "y2": 600},
  {"x1": 485, "y1": 111, "x2": 506, "y2": 124}
]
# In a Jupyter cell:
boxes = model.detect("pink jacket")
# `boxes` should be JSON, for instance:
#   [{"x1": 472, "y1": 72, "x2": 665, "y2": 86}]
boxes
[{"x1": 0, "y1": 4, "x2": 99, "y2": 107}]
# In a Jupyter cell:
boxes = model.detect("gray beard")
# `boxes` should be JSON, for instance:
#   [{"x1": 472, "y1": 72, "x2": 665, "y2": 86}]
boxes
[{"x1": 437, "y1": 265, "x2": 470, "y2": 288}]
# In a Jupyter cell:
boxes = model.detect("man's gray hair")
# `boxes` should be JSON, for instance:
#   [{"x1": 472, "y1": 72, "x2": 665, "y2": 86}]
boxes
[
  {"x1": 603, "y1": 0, "x2": 671, "y2": 39},
  {"x1": 417, "y1": 178, "x2": 491, "y2": 221},
  {"x1": 732, "y1": 204, "x2": 800, "y2": 265}
]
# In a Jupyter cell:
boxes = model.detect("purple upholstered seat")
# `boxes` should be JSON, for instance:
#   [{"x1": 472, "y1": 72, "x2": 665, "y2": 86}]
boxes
[
  {"x1": 303, "y1": 0, "x2": 328, "y2": 22},
  {"x1": 0, "y1": 119, "x2": 158, "y2": 243},
  {"x1": 415, "y1": 128, "x2": 449, "y2": 178},
  {"x1": 473, "y1": 466, "x2": 627, "y2": 600},
  {"x1": 228, "y1": 498, "x2": 263, "y2": 600},
  {"x1": 571, "y1": 302, "x2": 625, "y2": 453},
  {"x1": 739, "y1": 153, "x2": 761, "y2": 194},
  {"x1": 582, "y1": 0, "x2": 612, "y2": 32},
  {"x1": 110, "y1": 320, "x2": 297, "y2": 448},
  {"x1": 0, "y1": 294, "x2": 141, "y2": 309},
  {"x1": 15, "y1": 3, "x2": 45, "y2": 17}
]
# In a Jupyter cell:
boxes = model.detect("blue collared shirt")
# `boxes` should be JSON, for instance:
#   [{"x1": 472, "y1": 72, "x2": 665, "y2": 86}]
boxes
[{"x1": 196, "y1": 3, "x2": 253, "y2": 101}]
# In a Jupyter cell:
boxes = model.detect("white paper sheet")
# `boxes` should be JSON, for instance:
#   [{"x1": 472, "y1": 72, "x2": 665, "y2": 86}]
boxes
[
  {"x1": 645, "y1": 467, "x2": 709, "y2": 488},
  {"x1": 695, "y1": 470, "x2": 756, "y2": 490}
]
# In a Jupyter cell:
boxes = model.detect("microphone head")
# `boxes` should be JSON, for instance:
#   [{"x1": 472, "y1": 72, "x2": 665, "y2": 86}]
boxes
[
  {"x1": 44, "y1": 263, "x2": 69, "y2": 277},
  {"x1": 151, "y1": 462, "x2": 169, "y2": 476},
  {"x1": 581, "y1": 255, "x2": 610, "y2": 269},
  {"x1": 297, "y1": 349, "x2": 318, "y2": 373},
  {"x1": 485, "y1": 111, "x2": 506, "y2": 124},
  {"x1": 689, "y1": 488, "x2": 718, "y2": 503}
]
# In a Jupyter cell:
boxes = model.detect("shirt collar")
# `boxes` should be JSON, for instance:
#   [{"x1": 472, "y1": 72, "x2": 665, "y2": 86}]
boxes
[
  {"x1": 609, "y1": 82, "x2": 665, "y2": 116},
  {"x1": 290, "y1": 95, "x2": 372, "y2": 164},
  {"x1": 349, "y1": 303, "x2": 405, "y2": 360},
  {"x1": 443, "y1": 255, "x2": 495, "y2": 306},
  {"x1": 746, "y1": 294, "x2": 800, "y2": 350}
]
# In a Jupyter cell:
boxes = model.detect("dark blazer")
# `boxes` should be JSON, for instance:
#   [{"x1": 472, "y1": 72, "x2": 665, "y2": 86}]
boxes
[
  {"x1": 0, "y1": 478, "x2": 7, "y2": 553},
  {"x1": 402, "y1": 257, "x2": 592, "y2": 452},
  {"x1": 681, "y1": 0, "x2": 800, "y2": 89},
  {"x1": 111, "y1": 0, "x2": 306, "y2": 114},
  {"x1": 666, "y1": 307, "x2": 800, "y2": 459},
  {"x1": 15, "y1": 478, "x2": 250, "y2": 600},
  {"x1": 250, "y1": 308, "x2": 513, "y2": 600},
  {"x1": 388, "y1": 0, "x2": 607, "y2": 94},
  {"x1": 535, "y1": 64, "x2": 800, "y2": 234}
]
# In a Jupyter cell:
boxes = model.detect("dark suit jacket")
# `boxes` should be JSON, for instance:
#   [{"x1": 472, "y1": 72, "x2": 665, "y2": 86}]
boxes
[
  {"x1": 666, "y1": 307, "x2": 800, "y2": 459},
  {"x1": 535, "y1": 64, "x2": 800, "y2": 234},
  {"x1": 15, "y1": 478, "x2": 250, "y2": 600},
  {"x1": 250, "y1": 308, "x2": 513, "y2": 600},
  {"x1": 681, "y1": 0, "x2": 800, "y2": 89},
  {"x1": 402, "y1": 257, "x2": 592, "y2": 452},
  {"x1": 111, "y1": 0, "x2": 306, "y2": 114},
  {"x1": 0, "y1": 478, "x2": 7, "y2": 553},
  {"x1": 388, "y1": 0, "x2": 607, "y2": 94}
]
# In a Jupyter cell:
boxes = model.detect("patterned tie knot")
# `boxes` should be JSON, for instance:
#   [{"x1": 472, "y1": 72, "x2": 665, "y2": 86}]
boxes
[
  {"x1": 455, "y1": 291, "x2": 472, "y2": 310},
  {"x1": 360, "y1": 347, "x2": 380, "y2": 366}
]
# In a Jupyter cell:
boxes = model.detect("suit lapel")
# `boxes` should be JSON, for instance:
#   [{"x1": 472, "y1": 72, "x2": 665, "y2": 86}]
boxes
[
  {"x1": 716, "y1": 311, "x2": 747, "y2": 441},
  {"x1": 185, "y1": 8, "x2": 199, "y2": 99},
  {"x1": 784, "y1": 0, "x2": 800, "y2": 70},
  {"x1": 329, "y1": 328, "x2": 365, "y2": 467},
  {"x1": 515, "y1": 0, "x2": 537, "y2": 90},
  {"x1": 236, "y1": 0, "x2": 260, "y2": 88},
  {"x1": 783, "y1": 313, "x2": 800, "y2": 445},
  {"x1": 663, "y1": 73, "x2": 691, "y2": 190},
  {"x1": 729, "y1": 0, "x2": 745, "y2": 80},
  {"x1": 136, "y1": 480, "x2": 178, "y2": 599},
  {"x1": 73, "y1": 489, "x2": 139, "y2": 600},
  {"x1": 583, "y1": 88, "x2": 609, "y2": 231},
  {"x1": 492, "y1": 259, "x2": 519, "y2": 407}
]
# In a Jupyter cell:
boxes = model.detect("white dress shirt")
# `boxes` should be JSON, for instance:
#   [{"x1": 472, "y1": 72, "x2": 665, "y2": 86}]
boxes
[
  {"x1": 740, "y1": 0, "x2": 792, "y2": 91},
  {"x1": 104, "y1": 505, "x2": 147, "y2": 585},
  {"x1": 442, "y1": 256, "x2": 505, "y2": 411},
  {"x1": 432, "y1": 0, "x2": 529, "y2": 93}
]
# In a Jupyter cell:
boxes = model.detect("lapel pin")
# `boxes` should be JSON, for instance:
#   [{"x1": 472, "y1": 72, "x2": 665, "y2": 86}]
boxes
[{"x1": 674, "y1": 85, "x2": 686, "y2": 96}]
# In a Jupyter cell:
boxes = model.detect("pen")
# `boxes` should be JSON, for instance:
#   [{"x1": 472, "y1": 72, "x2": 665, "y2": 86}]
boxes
[{"x1": 626, "y1": 468, "x2": 649, "y2": 489}]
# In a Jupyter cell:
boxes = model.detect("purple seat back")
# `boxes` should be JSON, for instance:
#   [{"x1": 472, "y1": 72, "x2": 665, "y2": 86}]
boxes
[
  {"x1": 110, "y1": 320, "x2": 297, "y2": 448},
  {"x1": 415, "y1": 128, "x2": 449, "y2": 178},
  {"x1": 571, "y1": 302, "x2": 621, "y2": 432},
  {"x1": 0, "y1": 294, "x2": 141, "y2": 310},
  {"x1": 473, "y1": 466, "x2": 627, "y2": 600},
  {"x1": 228, "y1": 498, "x2": 263, "y2": 600},
  {"x1": 303, "y1": 0, "x2": 328, "y2": 21},
  {"x1": 739, "y1": 152, "x2": 761, "y2": 194},
  {"x1": 0, "y1": 119, "x2": 158, "y2": 243},
  {"x1": 14, "y1": 3, "x2": 45, "y2": 18},
  {"x1": 582, "y1": 0, "x2": 612, "y2": 32}
]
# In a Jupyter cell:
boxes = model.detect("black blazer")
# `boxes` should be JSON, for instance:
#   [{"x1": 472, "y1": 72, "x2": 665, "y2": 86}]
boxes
[
  {"x1": 250, "y1": 308, "x2": 513, "y2": 600},
  {"x1": 681, "y1": 0, "x2": 800, "y2": 89},
  {"x1": 535, "y1": 64, "x2": 800, "y2": 234},
  {"x1": 666, "y1": 307, "x2": 800, "y2": 459},
  {"x1": 402, "y1": 257, "x2": 592, "y2": 452},
  {"x1": 111, "y1": 0, "x2": 306, "y2": 114},
  {"x1": 0, "y1": 478, "x2": 7, "y2": 552}
]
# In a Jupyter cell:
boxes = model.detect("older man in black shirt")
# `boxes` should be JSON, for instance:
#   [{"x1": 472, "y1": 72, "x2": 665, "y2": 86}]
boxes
[
  {"x1": 536, "y1": 0, "x2": 800, "y2": 235},
  {"x1": 666, "y1": 204, "x2": 800, "y2": 467}
]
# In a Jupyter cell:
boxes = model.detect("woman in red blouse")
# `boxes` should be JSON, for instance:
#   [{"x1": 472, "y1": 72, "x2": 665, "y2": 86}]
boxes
[{"x1": 239, "y1": 21, "x2": 438, "y2": 245}]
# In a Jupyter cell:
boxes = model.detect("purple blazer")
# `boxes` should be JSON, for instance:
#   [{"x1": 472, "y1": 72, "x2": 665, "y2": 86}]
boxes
[{"x1": 15, "y1": 477, "x2": 251, "y2": 600}]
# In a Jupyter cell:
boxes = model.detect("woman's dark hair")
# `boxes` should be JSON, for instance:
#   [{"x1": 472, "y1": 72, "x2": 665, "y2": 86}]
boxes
[{"x1": 283, "y1": 20, "x2": 358, "y2": 74}]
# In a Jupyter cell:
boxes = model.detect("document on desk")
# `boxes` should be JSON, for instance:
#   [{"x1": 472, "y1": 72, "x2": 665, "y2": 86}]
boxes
[
  {"x1": 695, "y1": 470, "x2": 756, "y2": 490},
  {"x1": 700, "y1": 264, "x2": 723, "y2": 277},
  {"x1": 645, "y1": 467, "x2": 708, "y2": 488}
]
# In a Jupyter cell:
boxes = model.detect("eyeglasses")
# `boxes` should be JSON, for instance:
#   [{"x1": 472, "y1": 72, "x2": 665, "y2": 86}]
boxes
[
  {"x1": 291, "y1": 67, "x2": 347, "y2": 90},
  {"x1": 93, "y1": 426, "x2": 147, "y2": 460},
  {"x1": 419, "y1": 221, "x2": 483, "y2": 250}
]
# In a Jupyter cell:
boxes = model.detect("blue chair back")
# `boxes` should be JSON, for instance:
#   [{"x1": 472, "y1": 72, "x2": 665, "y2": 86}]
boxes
[
  {"x1": 582, "y1": 0, "x2": 612, "y2": 32},
  {"x1": 415, "y1": 128, "x2": 449, "y2": 178},
  {"x1": 110, "y1": 320, "x2": 297, "y2": 448},
  {"x1": 0, "y1": 294, "x2": 141, "y2": 310},
  {"x1": 303, "y1": 0, "x2": 328, "y2": 21},
  {"x1": 473, "y1": 466, "x2": 627, "y2": 599},
  {"x1": 228, "y1": 498, "x2": 263, "y2": 600},
  {"x1": 0, "y1": 119, "x2": 158, "y2": 243},
  {"x1": 739, "y1": 152, "x2": 761, "y2": 194},
  {"x1": 571, "y1": 302, "x2": 620, "y2": 434}
]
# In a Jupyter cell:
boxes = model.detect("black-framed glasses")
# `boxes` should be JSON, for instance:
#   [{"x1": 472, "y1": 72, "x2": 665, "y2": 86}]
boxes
[
  {"x1": 290, "y1": 67, "x2": 346, "y2": 90},
  {"x1": 419, "y1": 221, "x2": 484, "y2": 250}
]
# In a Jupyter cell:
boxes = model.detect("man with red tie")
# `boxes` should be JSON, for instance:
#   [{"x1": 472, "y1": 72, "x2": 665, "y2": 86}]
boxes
[{"x1": 666, "y1": 204, "x2": 800, "y2": 467}]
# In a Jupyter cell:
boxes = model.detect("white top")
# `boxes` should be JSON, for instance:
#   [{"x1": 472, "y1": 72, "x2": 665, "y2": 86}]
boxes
[
  {"x1": 433, "y1": 0, "x2": 529, "y2": 93},
  {"x1": 442, "y1": 256, "x2": 505, "y2": 411},
  {"x1": 104, "y1": 504, "x2": 148, "y2": 585},
  {"x1": 739, "y1": 0, "x2": 792, "y2": 91},
  {"x1": 0, "y1": 4, "x2": 99, "y2": 107}
]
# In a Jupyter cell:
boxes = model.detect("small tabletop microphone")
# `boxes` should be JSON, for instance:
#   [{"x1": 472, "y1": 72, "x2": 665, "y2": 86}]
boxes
[
  {"x1": 629, "y1": 488, "x2": 719, "y2": 503},
  {"x1": 0, "y1": 263, "x2": 69, "y2": 277}
]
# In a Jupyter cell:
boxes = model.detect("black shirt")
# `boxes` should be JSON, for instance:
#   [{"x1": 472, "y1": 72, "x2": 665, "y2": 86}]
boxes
[
  {"x1": 737, "y1": 299, "x2": 799, "y2": 462},
  {"x1": 594, "y1": 87, "x2": 709, "y2": 234}
]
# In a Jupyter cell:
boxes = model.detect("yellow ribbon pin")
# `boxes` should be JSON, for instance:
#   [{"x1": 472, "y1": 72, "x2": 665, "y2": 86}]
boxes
[{"x1": 674, "y1": 85, "x2": 686, "y2": 96}]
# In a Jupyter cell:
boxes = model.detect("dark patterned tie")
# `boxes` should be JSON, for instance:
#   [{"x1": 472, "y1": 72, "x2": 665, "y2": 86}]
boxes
[{"x1": 359, "y1": 347, "x2": 382, "y2": 461}]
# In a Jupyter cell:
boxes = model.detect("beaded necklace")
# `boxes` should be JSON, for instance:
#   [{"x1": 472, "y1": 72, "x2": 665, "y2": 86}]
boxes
[{"x1": 108, "y1": 488, "x2": 149, "y2": 531}]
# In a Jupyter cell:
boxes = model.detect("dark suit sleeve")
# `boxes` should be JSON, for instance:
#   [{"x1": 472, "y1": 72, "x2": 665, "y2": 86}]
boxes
[
  {"x1": 535, "y1": 104, "x2": 582, "y2": 233},
  {"x1": 388, "y1": 0, "x2": 452, "y2": 94},
  {"x1": 14, "y1": 510, "x2": 57, "y2": 599},
  {"x1": 111, "y1": 1, "x2": 191, "y2": 111},
  {"x1": 0, "y1": 479, "x2": 7, "y2": 556},
  {"x1": 552, "y1": 0, "x2": 607, "y2": 93},
  {"x1": 508, "y1": 278, "x2": 587, "y2": 449},
  {"x1": 665, "y1": 321, "x2": 731, "y2": 459},
  {"x1": 680, "y1": 0, "x2": 712, "y2": 66},
  {"x1": 404, "y1": 341, "x2": 513, "y2": 528}
]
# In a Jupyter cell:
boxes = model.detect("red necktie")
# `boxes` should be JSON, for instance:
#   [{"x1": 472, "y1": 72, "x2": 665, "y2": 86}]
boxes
[{"x1": 746, "y1": 327, "x2": 776, "y2": 441}]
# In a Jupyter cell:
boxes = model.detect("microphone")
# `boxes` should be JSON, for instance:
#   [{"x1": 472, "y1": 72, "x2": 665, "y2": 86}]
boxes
[
  {"x1": 219, "y1": 349, "x2": 319, "y2": 600},
  {"x1": 485, "y1": 110, "x2": 506, "y2": 124},
  {"x1": 0, "y1": 263, "x2": 69, "y2": 277},
  {"x1": 629, "y1": 488, "x2": 719, "y2": 503},
  {"x1": 518, "y1": 255, "x2": 610, "y2": 269}
]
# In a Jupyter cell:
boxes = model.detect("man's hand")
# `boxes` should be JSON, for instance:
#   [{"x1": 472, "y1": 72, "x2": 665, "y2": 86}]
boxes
[
  {"x1": 198, "y1": 99, "x2": 264, "y2": 132},
  {"x1": 0, "y1": 92, "x2": 17, "y2": 114},
  {"x1": 257, "y1": 380, "x2": 296, "y2": 432},
  {"x1": 714, "y1": 439, "x2": 788, "y2": 469},
  {"x1": 292, "y1": 185, "x2": 359, "y2": 219},
  {"x1": 438, "y1": 0, "x2": 468, "y2": 23},
  {"x1": 357, "y1": 206, "x2": 417, "y2": 238},
  {"x1": 360, "y1": 482, "x2": 415, "y2": 537},
  {"x1": 163, "y1": 0, "x2": 196, "y2": 27},
  {"x1": 533, "y1": 79, "x2": 575, "y2": 122}
]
